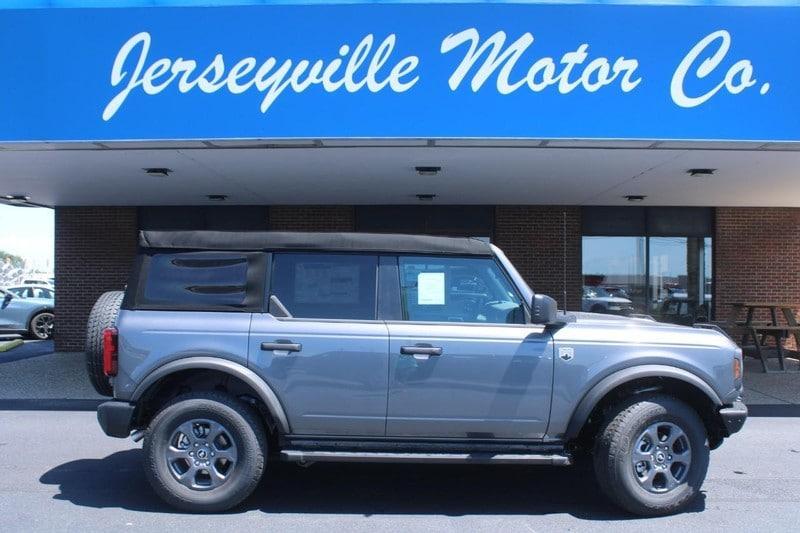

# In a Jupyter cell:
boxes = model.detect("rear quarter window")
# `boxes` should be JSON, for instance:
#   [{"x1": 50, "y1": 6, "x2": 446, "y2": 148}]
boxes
[{"x1": 134, "y1": 251, "x2": 266, "y2": 311}]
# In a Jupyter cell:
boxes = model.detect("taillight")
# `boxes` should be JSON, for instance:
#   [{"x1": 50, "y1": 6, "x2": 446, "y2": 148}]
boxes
[{"x1": 103, "y1": 327, "x2": 118, "y2": 377}]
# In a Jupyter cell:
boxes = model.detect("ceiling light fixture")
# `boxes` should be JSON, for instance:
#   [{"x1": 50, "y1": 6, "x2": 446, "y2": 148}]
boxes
[
  {"x1": 687, "y1": 168, "x2": 716, "y2": 177},
  {"x1": 415, "y1": 166, "x2": 441, "y2": 176},
  {"x1": 624, "y1": 195, "x2": 647, "y2": 202},
  {"x1": 206, "y1": 194, "x2": 228, "y2": 201},
  {"x1": 416, "y1": 194, "x2": 437, "y2": 201},
  {"x1": 143, "y1": 167, "x2": 172, "y2": 177}
]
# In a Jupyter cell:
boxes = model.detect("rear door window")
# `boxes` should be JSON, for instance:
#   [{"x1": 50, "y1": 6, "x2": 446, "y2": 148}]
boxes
[
  {"x1": 138, "y1": 251, "x2": 266, "y2": 311},
  {"x1": 270, "y1": 253, "x2": 378, "y2": 320},
  {"x1": 30, "y1": 287, "x2": 53, "y2": 299}
]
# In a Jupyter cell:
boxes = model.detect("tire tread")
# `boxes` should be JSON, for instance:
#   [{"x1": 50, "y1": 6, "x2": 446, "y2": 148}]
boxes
[
  {"x1": 84, "y1": 290, "x2": 124, "y2": 397},
  {"x1": 143, "y1": 391, "x2": 267, "y2": 512},
  {"x1": 593, "y1": 393, "x2": 708, "y2": 516}
]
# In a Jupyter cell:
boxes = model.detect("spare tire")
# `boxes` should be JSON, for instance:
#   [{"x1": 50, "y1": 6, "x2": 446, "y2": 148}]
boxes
[{"x1": 85, "y1": 290, "x2": 124, "y2": 397}]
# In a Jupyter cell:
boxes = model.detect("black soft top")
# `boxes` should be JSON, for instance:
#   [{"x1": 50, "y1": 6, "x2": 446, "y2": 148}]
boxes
[{"x1": 139, "y1": 231, "x2": 493, "y2": 256}]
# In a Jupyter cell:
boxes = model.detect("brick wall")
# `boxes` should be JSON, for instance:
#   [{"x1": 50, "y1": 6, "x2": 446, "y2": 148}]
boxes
[
  {"x1": 54, "y1": 207, "x2": 138, "y2": 352},
  {"x1": 269, "y1": 206, "x2": 355, "y2": 231},
  {"x1": 494, "y1": 206, "x2": 582, "y2": 310},
  {"x1": 715, "y1": 208, "x2": 800, "y2": 326}
]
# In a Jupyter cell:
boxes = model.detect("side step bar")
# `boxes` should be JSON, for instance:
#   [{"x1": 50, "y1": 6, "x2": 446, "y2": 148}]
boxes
[{"x1": 281, "y1": 450, "x2": 572, "y2": 466}]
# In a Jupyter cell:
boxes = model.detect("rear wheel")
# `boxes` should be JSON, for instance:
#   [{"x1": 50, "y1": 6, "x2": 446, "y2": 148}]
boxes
[
  {"x1": 29, "y1": 311, "x2": 54, "y2": 340},
  {"x1": 593, "y1": 394, "x2": 709, "y2": 516},
  {"x1": 143, "y1": 391, "x2": 267, "y2": 512},
  {"x1": 85, "y1": 290, "x2": 123, "y2": 396}
]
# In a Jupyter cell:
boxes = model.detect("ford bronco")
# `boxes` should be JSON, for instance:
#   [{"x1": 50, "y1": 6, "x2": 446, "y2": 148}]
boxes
[{"x1": 88, "y1": 231, "x2": 746, "y2": 515}]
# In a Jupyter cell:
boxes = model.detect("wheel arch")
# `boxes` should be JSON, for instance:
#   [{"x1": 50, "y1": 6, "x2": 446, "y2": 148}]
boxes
[
  {"x1": 28, "y1": 306, "x2": 54, "y2": 321},
  {"x1": 28, "y1": 307, "x2": 55, "y2": 333},
  {"x1": 564, "y1": 365, "x2": 724, "y2": 444},
  {"x1": 131, "y1": 356, "x2": 290, "y2": 435}
]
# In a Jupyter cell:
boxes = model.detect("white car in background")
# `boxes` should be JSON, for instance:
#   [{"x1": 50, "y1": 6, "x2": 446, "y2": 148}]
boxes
[{"x1": 582, "y1": 286, "x2": 635, "y2": 315}]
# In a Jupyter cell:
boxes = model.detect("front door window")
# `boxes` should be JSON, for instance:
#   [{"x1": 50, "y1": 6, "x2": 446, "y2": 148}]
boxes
[{"x1": 398, "y1": 256, "x2": 525, "y2": 324}]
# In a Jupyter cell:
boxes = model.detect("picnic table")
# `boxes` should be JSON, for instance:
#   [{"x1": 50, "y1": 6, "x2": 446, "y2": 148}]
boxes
[{"x1": 727, "y1": 302, "x2": 800, "y2": 372}]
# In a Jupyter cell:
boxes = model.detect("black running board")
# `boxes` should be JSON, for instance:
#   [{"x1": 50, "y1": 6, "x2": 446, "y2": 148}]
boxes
[{"x1": 281, "y1": 450, "x2": 572, "y2": 466}]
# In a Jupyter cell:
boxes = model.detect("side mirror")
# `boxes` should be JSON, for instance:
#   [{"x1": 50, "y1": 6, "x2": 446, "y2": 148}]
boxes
[
  {"x1": 531, "y1": 294, "x2": 558, "y2": 324},
  {"x1": 2, "y1": 293, "x2": 13, "y2": 309}
]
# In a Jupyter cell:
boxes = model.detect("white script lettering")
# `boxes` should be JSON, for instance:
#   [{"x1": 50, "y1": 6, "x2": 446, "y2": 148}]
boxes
[
  {"x1": 103, "y1": 32, "x2": 420, "y2": 120},
  {"x1": 671, "y1": 30, "x2": 762, "y2": 108},
  {"x1": 441, "y1": 28, "x2": 642, "y2": 95}
]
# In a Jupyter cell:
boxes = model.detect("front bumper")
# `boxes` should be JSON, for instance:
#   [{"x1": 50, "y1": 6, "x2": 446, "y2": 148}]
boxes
[
  {"x1": 97, "y1": 400, "x2": 135, "y2": 438},
  {"x1": 719, "y1": 399, "x2": 748, "y2": 435}
]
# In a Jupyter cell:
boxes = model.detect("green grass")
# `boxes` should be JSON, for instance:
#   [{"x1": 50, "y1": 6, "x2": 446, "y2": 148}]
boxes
[{"x1": 0, "y1": 339, "x2": 24, "y2": 353}]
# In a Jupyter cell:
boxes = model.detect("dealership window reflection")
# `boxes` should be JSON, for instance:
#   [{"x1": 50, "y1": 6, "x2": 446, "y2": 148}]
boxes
[
  {"x1": 582, "y1": 236, "x2": 712, "y2": 324},
  {"x1": 582, "y1": 237, "x2": 647, "y2": 315}
]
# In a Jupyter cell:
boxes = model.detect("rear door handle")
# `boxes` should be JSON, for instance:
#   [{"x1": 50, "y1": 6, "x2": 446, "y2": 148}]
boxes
[
  {"x1": 261, "y1": 341, "x2": 302, "y2": 353},
  {"x1": 400, "y1": 345, "x2": 443, "y2": 357}
]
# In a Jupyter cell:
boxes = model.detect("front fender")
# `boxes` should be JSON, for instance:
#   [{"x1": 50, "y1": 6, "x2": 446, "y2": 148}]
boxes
[
  {"x1": 130, "y1": 356, "x2": 291, "y2": 434},
  {"x1": 561, "y1": 364, "x2": 723, "y2": 440}
]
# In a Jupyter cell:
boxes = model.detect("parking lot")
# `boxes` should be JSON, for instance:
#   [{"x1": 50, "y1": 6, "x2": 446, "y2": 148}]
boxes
[
  {"x1": 0, "y1": 410, "x2": 797, "y2": 532},
  {"x1": 0, "y1": 349, "x2": 798, "y2": 532}
]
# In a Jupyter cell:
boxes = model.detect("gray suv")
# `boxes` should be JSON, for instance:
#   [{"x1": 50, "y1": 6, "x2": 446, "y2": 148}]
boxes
[{"x1": 89, "y1": 231, "x2": 746, "y2": 515}]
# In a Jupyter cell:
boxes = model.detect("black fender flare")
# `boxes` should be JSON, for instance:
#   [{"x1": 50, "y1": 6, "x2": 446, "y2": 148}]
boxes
[
  {"x1": 131, "y1": 356, "x2": 291, "y2": 434},
  {"x1": 564, "y1": 364, "x2": 723, "y2": 440}
]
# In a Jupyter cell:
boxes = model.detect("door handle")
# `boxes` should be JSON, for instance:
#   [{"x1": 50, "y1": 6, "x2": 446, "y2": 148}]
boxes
[
  {"x1": 400, "y1": 344, "x2": 443, "y2": 357},
  {"x1": 261, "y1": 341, "x2": 302, "y2": 353}
]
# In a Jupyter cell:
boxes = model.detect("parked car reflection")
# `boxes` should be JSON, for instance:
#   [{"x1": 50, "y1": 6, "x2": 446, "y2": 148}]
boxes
[
  {"x1": 582, "y1": 286, "x2": 634, "y2": 316},
  {"x1": 654, "y1": 288, "x2": 712, "y2": 325}
]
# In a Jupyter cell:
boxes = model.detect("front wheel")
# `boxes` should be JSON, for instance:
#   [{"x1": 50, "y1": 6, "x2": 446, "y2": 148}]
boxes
[
  {"x1": 593, "y1": 394, "x2": 709, "y2": 516},
  {"x1": 143, "y1": 391, "x2": 267, "y2": 512}
]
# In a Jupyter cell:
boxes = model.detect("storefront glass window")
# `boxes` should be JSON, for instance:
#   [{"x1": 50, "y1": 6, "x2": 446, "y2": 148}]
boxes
[
  {"x1": 582, "y1": 235, "x2": 713, "y2": 324},
  {"x1": 582, "y1": 237, "x2": 647, "y2": 315}
]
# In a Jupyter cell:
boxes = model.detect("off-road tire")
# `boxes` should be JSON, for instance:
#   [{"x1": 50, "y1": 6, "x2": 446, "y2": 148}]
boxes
[
  {"x1": 593, "y1": 393, "x2": 709, "y2": 516},
  {"x1": 143, "y1": 391, "x2": 267, "y2": 513},
  {"x1": 85, "y1": 290, "x2": 123, "y2": 396}
]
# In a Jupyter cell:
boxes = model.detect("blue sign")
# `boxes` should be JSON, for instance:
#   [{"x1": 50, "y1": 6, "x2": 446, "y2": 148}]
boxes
[{"x1": 1, "y1": 2, "x2": 800, "y2": 141}]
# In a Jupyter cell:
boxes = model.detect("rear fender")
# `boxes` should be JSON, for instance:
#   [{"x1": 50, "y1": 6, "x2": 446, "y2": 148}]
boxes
[{"x1": 131, "y1": 356, "x2": 291, "y2": 434}]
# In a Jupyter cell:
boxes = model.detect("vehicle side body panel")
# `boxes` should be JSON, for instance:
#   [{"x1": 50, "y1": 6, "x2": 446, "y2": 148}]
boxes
[
  {"x1": 248, "y1": 314, "x2": 389, "y2": 437},
  {"x1": 547, "y1": 313, "x2": 742, "y2": 439},
  {"x1": 114, "y1": 309, "x2": 251, "y2": 401},
  {"x1": 386, "y1": 321, "x2": 553, "y2": 439}
]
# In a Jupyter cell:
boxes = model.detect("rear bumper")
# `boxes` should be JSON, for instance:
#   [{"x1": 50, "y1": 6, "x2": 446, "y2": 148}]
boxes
[
  {"x1": 719, "y1": 399, "x2": 748, "y2": 435},
  {"x1": 97, "y1": 400, "x2": 135, "y2": 438}
]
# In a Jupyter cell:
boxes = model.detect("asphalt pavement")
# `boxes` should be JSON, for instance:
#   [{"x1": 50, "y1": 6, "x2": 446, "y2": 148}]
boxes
[{"x1": 1, "y1": 410, "x2": 799, "y2": 532}]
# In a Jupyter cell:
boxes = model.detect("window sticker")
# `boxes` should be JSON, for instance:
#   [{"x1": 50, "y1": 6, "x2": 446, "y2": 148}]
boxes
[{"x1": 417, "y1": 272, "x2": 445, "y2": 305}]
